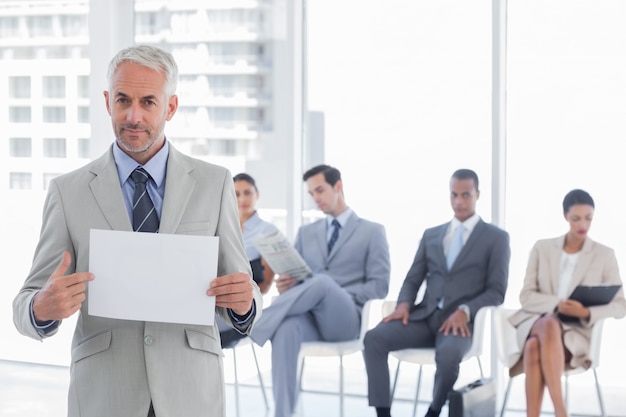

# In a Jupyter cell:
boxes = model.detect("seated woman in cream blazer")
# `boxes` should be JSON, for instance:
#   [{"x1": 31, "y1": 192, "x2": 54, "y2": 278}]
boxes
[{"x1": 508, "y1": 189, "x2": 626, "y2": 417}]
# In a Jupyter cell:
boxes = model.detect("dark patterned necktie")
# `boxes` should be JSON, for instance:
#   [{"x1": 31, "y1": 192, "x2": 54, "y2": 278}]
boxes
[
  {"x1": 131, "y1": 167, "x2": 159, "y2": 233},
  {"x1": 328, "y1": 219, "x2": 341, "y2": 253}
]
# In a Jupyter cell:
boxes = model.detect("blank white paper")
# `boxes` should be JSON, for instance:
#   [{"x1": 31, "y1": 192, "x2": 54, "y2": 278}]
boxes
[{"x1": 88, "y1": 229, "x2": 218, "y2": 326}]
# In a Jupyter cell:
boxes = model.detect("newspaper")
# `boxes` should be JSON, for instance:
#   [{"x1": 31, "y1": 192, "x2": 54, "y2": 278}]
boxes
[{"x1": 252, "y1": 229, "x2": 313, "y2": 282}]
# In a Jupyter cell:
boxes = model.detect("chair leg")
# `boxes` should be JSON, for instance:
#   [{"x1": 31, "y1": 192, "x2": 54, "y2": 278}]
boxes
[
  {"x1": 564, "y1": 373, "x2": 569, "y2": 410},
  {"x1": 339, "y1": 355, "x2": 345, "y2": 417},
  {"x1": 476, "y1": 357, "x2": 484, "y2": 379},
  {"x1": 411, "y1": 365, "x2": 423, "y2": 417},
  {"x1": 391, "y1": 360, "x2": 402, "y2": 400},
  {"x1": 592, "y1": 368, "x2": 606, "y2": 417},
  {"x1": 298, "y1": 356, "x2": 306, "y2": 394},
  {"x1": 232, "y1": 347, "x2": 241, "y2": 417},
  {"x1": 250, "y1": 343, "x2": 269, "y2": 410},
  {"x1": 499, "y1": 377, "x2": 513, "y2": 417}
]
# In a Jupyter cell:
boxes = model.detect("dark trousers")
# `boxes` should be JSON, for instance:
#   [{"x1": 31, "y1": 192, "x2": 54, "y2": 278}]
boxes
[{"x1": 363, "y1": 309, "x2": 473, "y2": 411}]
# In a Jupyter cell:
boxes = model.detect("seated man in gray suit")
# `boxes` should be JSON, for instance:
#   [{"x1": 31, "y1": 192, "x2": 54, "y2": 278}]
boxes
[
  {"x1": 363, "y1": 169, "x2": 510, "y2": 417},
  {"x1": 251, "y1": 164, "x2": 391, "y2": 417}
]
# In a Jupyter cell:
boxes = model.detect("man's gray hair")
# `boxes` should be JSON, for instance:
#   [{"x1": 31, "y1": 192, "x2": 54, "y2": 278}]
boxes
[{"x1": 107, "y1": 45, "x2": 178, "y2": 97}]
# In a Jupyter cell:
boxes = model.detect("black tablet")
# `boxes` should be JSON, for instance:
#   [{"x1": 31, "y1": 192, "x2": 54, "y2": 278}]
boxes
[
  {"x1": 569, "y1": 284, "x2": 621, "y2": 306},
  {"x1": 558, "y1": 284, "x2": 621, "y2": 323}
]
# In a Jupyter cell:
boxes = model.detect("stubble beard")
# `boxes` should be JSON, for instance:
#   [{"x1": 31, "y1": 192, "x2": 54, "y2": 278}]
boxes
[{"x1": 115, "y1": 124, "x2": 163, "y2": 156}]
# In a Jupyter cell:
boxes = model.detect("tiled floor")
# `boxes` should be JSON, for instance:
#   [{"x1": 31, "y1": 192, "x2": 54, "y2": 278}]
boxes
[{"x1": 2, "y1": 344, "x2": 625, "y2": 417}]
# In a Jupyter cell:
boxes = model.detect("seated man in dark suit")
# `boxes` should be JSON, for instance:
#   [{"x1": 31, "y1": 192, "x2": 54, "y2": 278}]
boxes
[{"x1": 363, "y1": 168, "x2": 510, "y2": 417}]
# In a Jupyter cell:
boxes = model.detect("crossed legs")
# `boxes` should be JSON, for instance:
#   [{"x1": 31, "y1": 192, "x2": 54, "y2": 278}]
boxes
[
  {"x1": 524, "y1": 315, "x2": 569, "y2": 417},
  {"x1": 252, "y1": 274, "x2": 360, "y2": 417}
]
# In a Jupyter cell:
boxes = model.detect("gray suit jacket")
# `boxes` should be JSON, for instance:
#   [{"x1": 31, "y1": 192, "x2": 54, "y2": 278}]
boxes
[
  {"x1": 13, "y1": 145, "x2": 262, "y2": 417},
  {"x1": 398, "y1": 219, "x2": 510, "y2": 322},
  {"x1": 295, "y1": 212, "x2": 391, "y2": 310}
]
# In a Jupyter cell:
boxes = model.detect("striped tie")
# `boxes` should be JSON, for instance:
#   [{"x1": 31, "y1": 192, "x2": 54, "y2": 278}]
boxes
[{"x1": 131, "y1": 167, "x2": 159, "y2": 233}]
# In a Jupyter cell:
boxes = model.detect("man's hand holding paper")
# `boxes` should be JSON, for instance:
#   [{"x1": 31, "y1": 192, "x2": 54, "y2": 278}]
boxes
[{"x1": 207, "y1": 273, "x2": 254, "y2": 315}]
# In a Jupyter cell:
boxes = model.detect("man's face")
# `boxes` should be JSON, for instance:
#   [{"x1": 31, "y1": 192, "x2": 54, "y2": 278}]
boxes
[
  {"x1": 306, "y1": 172, "x2": 342, "y2": 216},
  {"x1": 104, "y1": 61, "x2": 178, "y2": 164},
  {"x1": 449, "y1": 177, "x2": 479, "y2": 222}
]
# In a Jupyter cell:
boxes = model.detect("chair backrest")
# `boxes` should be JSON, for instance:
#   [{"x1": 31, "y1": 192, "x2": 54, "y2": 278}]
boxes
[
  {"x1": 491, "y1": 307, "x2": 519, "y2": 367},
  {"x1": 466, "y1": 306, "x2": 491, "y2": 358},
  {"x1": 359, "y1": 298, "x2": 382, "y2": 342},
  {"x1": 382, "y1": 300, "x2": 395, "y2": 317},
  {"x1": 587, "y1": 318, "x2": 606, "y2": 369}
]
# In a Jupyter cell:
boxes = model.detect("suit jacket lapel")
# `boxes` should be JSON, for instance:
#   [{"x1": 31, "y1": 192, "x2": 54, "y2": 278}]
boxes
[
  {"x1": 448, "y1": 220, "x2": 486, "y2": 271},
  {"x1": 160, "y1": 147, "x2": 195, "y2": 234},
  {"x1": 89, "y1": 148, "x2": 132, "y2": 231},
  {"x1": 314, "y1": 220, "x2": 327, "y2": 258},
  {"x1": 548, "y1": 236, "x2": 565, "y2": 295},
  {"x1": 436, "y1": 223, "x2": 449, "y2": 268}
]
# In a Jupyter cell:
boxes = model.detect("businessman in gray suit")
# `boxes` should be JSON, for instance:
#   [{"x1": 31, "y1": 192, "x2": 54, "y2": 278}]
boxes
[
  {"x1": 13, "y1": 45, "x2": 260, "y2": 417},
  {"x1": 250, "y1": 164, "x2": 391, "y2": 417},
  {"x1": 363, "y1": 169, "x2": 510, "y2": 417}
]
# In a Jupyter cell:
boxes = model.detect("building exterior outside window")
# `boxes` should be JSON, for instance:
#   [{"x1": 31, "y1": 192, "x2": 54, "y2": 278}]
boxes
[{"x1": 9, "y1": 138, "x2": 32, "y2": 158}]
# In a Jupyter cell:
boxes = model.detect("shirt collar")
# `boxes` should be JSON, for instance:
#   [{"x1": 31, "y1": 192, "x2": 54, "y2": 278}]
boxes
[
  {"x1": 327, "y1": 207, "x2": 353, "y2": 229},
  {"x1": 243, "y1": 211, "x2": 261, "y2": 229},
  {"x1": 113, "y1": 140, "x2": 169, "y2": 187},
  {"x1": 450, "y1": 213, "x2": 480, "y2": 234}
]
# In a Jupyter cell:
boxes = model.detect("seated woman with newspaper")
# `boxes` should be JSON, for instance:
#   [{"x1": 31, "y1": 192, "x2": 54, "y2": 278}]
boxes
[{"x1": 219, "y1": 173, "x2": 279, "y2": 348}]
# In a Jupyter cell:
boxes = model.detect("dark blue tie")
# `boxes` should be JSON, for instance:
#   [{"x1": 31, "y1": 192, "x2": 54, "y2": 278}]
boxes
[
  {"x1": 131, "y1": 168, "x2": 159, "y2": 233},
  {"x1": 328, "y1": 219, "x2": 341, "y2": 253}
]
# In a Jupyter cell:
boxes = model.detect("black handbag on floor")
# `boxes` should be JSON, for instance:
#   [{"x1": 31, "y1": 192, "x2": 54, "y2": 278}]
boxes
[{"x1": 448, "y1": 378, "x2": 496, "y2": 417}]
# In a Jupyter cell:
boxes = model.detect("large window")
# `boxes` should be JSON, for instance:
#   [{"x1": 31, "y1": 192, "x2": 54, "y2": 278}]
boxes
[
  {"x1": 505, "y1": 1, "x2": 626, "y2": 390},
  {"x1": 505, "y1": 1, "x2": 626, "y2": 303},
  {"x1": 307, "y1": 1, "x2": 493, "y2": 296}
]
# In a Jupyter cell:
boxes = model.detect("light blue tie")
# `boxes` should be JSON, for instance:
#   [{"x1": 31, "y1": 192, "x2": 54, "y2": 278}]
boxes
[{"x1": 446, "y1": 224, "x2": 465, "y2": 269}]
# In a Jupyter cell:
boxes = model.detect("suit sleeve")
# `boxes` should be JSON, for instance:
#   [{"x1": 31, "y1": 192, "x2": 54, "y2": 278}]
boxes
[
  {"x1": 464, "y1": 228, "x2": 510, "y2": 319},
  {"x1": 519, "y1": 241, "x2": 561, "y2": 314},
  {"x1": 350, "y1": 223, "x2": 390, "y2": 306},
  {"x1": 586, "y1": 247, "x2": 626, "y2": 326},
  {"x1": 13, "y1": 180, "x2": 74, "y2": 340},
  {"x1": 214, "y1": 170, "x2": 262, "y2": 332}
]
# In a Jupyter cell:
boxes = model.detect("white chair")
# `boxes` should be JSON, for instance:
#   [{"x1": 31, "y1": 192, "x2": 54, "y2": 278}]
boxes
[
  {"x1": 492, "y1": 307, "x2": 607, "y2": 417},
  {"x1": 297, "y1": 298, "x2": 382, "y2": 417},
  {"x1": 225, "y1": 337, "x2": 269, "y2": 417},
  {"x1": 381, "y1": 301, "x2": 489, "y2": 417}
]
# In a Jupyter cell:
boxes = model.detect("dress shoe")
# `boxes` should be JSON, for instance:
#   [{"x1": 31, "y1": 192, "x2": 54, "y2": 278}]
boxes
[{"x1": 424, "y1": 407, "x2": 440, "y2": 417}]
